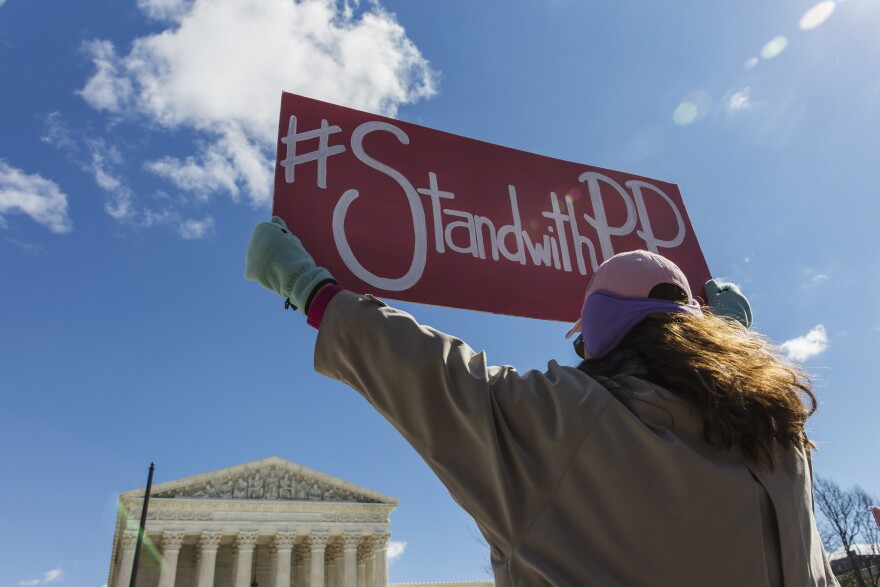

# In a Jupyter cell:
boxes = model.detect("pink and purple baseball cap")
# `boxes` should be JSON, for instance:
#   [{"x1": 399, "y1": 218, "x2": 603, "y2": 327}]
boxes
[{"x1": 566, "y1": 250, "x2": 703, "y2": 358}]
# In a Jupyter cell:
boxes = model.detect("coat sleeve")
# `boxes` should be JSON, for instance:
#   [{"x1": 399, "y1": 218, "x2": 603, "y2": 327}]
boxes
[{"x1": 314, "y1": 291, "x2": 612, "y2": 557}]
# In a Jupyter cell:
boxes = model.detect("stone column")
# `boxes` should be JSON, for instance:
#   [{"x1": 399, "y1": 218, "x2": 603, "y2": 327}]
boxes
[
  {"x1": 293, "y1": 547, "x2": 305, "y2": 587},
  {"x1": 342, "y1": 535, "x2": 358, "y2": 587},
  {"x1": 374, "y1": 534, "x2": 389, "y2": 587},
  {"x1": 157, "y1": 531, "x2": 186, "y2": 587},
  {"x1": 268, "y1": 543, "x2": 277, "y2": 587},
  {"x1": 196, "y1": 531, "x2": 224, "y2": 587},
  {"x1": 234, "y1": 531, "x2": 259, "y2": 587},
  {"x1": 309, "y1": 533, "x2": 328, "y2": 587},
  {"x1": 365, "y1": 555, "x2": 375, "y2": 587},
  {"x1": 359, "y1": 536, "x2": 375, "y2": 587},
  {"x1": 303, "y1": 548, "x2": 312, "y2": 587},
  {"x1": 356, "y1": 558, "x2": 366, "y2": 587},
  {"x1": 325, "y1": 541, "x2": 338, "y2": 587},
  {"x1": 114, "y1": 530, "x2": 138, "y2": 587},
  {"x1": 274, "y1": 533, "x2": 295, "y2": 587},
  {"x1": 334, "y1": 547, "x2": 344, "y2": 587}
]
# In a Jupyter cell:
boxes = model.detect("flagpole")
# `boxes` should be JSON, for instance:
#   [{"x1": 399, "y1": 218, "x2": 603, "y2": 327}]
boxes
[{"x1": 129, "y1": 462, "x2": 155, "y2": 587}]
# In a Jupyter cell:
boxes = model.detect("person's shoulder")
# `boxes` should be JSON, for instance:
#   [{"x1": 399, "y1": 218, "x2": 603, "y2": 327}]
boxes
[
  {"x1": 529, "y1": 360, "x2": 619, "y2": 401},
  {"x1": 546, "y1": 359, "x2": 599, "y2": 380}
]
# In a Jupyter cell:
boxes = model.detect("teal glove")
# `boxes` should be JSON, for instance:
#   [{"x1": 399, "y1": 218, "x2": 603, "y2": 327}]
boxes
[
  {"x1": 704, "y1": 279, "x2": 752, "y2": 328},
  {"x1": 245, "y1": 216, "x2": 334, "y2": 314}
]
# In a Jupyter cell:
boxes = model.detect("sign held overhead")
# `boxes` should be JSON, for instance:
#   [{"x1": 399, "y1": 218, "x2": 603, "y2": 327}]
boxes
[{"x1": 272, "y1": 93, "x2": 710, "y2": 322}]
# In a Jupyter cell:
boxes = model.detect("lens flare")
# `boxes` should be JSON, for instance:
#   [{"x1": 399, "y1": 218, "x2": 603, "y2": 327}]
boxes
[
  {"x1": 800, "y1": 1, "x2": 836, "y2": 30},
  {"x1": 673, "y1": 102, "x2": 698, "y2": 125},
  {"x1": 761, "y1": 36, "x2": 789, "y2": 60},
  {"x1": 118, "y1": 500, "x2": 165, "y2": 565},
  {"x1": 727, "y1": 88, "x2": 751, "y2": 111},
  {"x1": 673, "y1": 89, "x2": 712, "y2": 126},
  {"x1": 744, "y1": 57, "x2": 759, "y2": 70}
]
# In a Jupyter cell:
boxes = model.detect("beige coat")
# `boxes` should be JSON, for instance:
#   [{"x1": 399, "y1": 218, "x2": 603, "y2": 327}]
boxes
[{"x1": 315, "y1": 291, "x2": 838, "y2": 587}]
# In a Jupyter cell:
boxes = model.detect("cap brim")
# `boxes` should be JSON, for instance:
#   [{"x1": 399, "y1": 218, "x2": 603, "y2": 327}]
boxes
[{"x1": 565, "y1": 319, "x2": 582, "y2": 340}]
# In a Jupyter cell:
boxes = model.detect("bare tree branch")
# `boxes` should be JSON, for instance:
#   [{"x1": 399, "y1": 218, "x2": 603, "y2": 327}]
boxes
[
  {"x1": 853, "y1": 487, "x2": 880, "y2": 586},
  {"x1": 467, "y1": 524, "x2": 494, "y2": 579},
  {"x1": 815, "y1": 477, "x2": 879, "y2": 587}
]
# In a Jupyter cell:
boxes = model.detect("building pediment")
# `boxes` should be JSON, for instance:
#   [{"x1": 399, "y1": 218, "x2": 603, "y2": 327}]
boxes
[{"x1": 122, "y1": 456, "x2": 397, "y2": 505}]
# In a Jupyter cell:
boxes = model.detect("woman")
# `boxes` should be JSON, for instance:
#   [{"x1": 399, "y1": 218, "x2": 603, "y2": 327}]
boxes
[{"x1": 245, "y1": 216, "x2": 837, "y2": 586}]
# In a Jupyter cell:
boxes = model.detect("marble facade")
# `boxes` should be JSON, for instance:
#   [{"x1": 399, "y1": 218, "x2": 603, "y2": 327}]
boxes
[{"x1": 108, "y1": 457, "x2": 398, "y2": 587}]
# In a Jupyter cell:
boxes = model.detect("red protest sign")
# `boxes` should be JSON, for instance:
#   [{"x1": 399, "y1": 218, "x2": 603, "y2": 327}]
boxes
[{"x1": 272, "y1": 93, "x2": 710, "y2": 322}]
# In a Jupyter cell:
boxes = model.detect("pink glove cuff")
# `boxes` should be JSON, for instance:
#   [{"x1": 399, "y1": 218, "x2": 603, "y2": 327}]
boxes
[{"x1": 306, "y1": 284, "x2": 345, "y2": 329}]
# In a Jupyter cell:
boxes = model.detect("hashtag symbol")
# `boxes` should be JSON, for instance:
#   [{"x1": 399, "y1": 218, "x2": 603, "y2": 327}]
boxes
[{"x1": 280, "y1": 115, "x2": 347, "y2": 189}]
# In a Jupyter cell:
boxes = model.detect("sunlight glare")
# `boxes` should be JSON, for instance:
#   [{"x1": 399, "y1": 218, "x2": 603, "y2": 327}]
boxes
[
  {"x1": 744, "y1": 57, "x2": 759, "y2": 70},
  {"x1": 673, "y1": 89, "x2": 712, "y2": 126},
  {"x1": 800, "y1": 1, "x2": 836, "y2": 30},
  {"x1": 761, "y1": 36, "x2": 789, "y2": 60},
  {"x1": 673, "y1": 103, "x2": 698, "y2": 125}
]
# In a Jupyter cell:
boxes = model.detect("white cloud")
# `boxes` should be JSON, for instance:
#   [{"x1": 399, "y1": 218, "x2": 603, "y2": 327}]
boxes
[
  {"x1": 809, "y1": 273, "x2": 830, "y2": 286},
  {"x1": 78, "y1": 0, "x2": 437, "y2": 206},
  {"x1": 86, "y1": 139, "x2": 137, "y2": 221},
  {"x1": 19, "y1": 568, "x2": 64, "y2": 587},
  {"x1": 387, "y1": 540, "x2": 407, "y2": 564},
  {"x1": 6, "y1": 237, "x2": 47, "y2": 255},
  {"x1": 42, "y1": 569, "x2": 63, "y2": 584},
  {"x1": 137, "y1": 0, "x2": 192, "y2": 21},
  {"x1": 727, "y1": 87, "x2": 752, "y2": 112},
  {"x1": 140, "y1": 208, "x2": 215, "y2": 240},
  {"x1": 781, "y1": 325, "x2": 829, "y2": 362},
  {"x1": 41, "y1": 112, "x2": 77, "y2": 150},
  {"x1": 0, "y1": 161, "x2": 72, "y2": 233},
  {"x1": 40, "y1": 114, "x2": 139, "y2": 223},
  {"x1": 39, "y1": 114, "x2": 214, "y2": 240},
  {"x1": 177, "y1": 216, "x2": 214, "y2": 239},
  {"x1": 77, "y1": 40, "x2": 133, "y2": 112},
  {"x1": 144, "y1": 134, "x2": 247, "y2": 202}
]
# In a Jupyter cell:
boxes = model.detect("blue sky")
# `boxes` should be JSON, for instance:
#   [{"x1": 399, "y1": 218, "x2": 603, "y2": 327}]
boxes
[{"x1": 1, "y1": 0, "x2": 879, "y2": 585}]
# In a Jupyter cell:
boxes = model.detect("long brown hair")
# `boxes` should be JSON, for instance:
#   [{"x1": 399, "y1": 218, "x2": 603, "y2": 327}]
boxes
[{"x1": 578, "y1": 309, "x2": 816, "y2": 467}]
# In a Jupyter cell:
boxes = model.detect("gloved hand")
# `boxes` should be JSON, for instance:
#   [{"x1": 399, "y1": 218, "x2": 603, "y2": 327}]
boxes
[
  {"x1": 704, "y1": 279, "x2": 752, "y2": 328},
  {"x1": 245, "y1": 216, "x2": 334, "y2": 314}
]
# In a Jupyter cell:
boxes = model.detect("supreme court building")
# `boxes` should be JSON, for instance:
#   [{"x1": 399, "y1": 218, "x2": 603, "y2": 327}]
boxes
[{"x1": 107, "y1": 457, "x2": 491, "y2": 587}]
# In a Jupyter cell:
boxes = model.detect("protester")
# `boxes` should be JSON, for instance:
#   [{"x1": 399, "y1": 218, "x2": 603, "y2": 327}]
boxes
[{"x1": 245, "y1": 216, "x2": 838, "y2": 587}]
